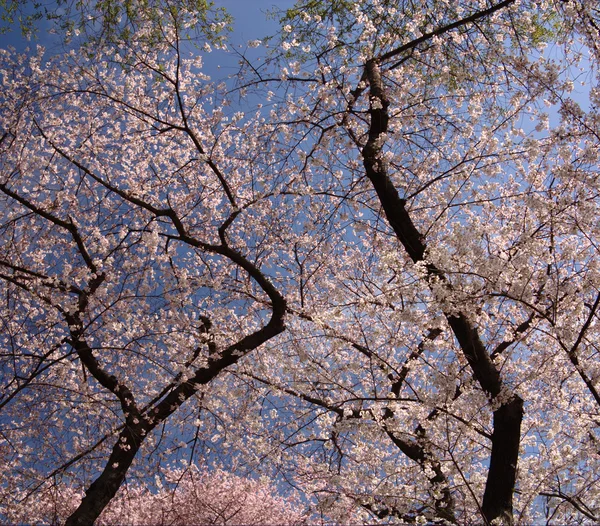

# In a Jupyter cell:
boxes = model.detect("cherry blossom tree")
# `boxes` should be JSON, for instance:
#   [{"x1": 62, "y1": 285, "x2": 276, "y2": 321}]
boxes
[
  {"x1": 0, "y1": 8, "x2": 291, "y2": 524},
  {"x1": 1, "y1": 0, "x2": 600, "y2": 525},
  {"x1": 231, "y1": 0, "x2": 600, "y2": 524}
]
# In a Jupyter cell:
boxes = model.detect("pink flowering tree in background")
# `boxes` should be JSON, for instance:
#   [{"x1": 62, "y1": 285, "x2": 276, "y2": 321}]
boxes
[
  {"x1": 3, "y1": 464, "x2": 305, "y2": 525},
  {"x1": 1, "y1": 0, "x2": 600, "y2": 525}
]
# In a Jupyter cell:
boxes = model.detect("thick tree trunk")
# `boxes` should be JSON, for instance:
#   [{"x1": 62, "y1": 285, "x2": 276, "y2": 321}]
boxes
[
  {"x1": 65, "y1": 426, "x2": 142, "y2": 526},
  {"x1": 482, "y1": 397, "x2": 524, "y2": 525},
  {"x1": 361, "y1": 59, "x2": 523, "y2": 525}
]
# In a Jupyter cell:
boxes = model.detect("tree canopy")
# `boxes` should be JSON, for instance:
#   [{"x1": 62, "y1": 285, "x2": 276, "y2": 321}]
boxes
[
  {"x1": 0, "y1": 0, "x2": 230, "y2": 45},
  {"x1": 1, "y1": 0, "x2": 600, "y2": 524}
]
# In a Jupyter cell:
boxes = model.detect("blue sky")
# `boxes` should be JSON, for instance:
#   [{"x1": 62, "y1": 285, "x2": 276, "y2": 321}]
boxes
[{"x1": 222, "y1": 0, "x2": 294, "y2": 42}]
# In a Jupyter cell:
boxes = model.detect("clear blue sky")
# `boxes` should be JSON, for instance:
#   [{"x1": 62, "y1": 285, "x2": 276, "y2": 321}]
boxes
[{"x1": 223, "y1": 0, "x2": 294, "y2": 42}]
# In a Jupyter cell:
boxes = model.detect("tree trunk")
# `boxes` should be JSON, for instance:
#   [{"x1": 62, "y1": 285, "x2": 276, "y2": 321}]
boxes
[
  {"x1": 361, "y1": 58, "x2": 523, "y2": 525},
  {"x1": 65, "y1": 426, "x2": 142, "y2": 526}
]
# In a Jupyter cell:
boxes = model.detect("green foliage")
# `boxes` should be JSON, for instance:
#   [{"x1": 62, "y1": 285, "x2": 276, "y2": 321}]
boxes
[
  {"x1": 0, "y1": 0, "x2": 232, "y2": 47},
  {"x1": 507, "y1": 10, "x2": 560, "y2": 48},
  {"x1": 283, "y1": 0, "x2": 355, "y2": 23},
  {"x1": 0, "y1": 0, "x2": 43, "y2": 37}
]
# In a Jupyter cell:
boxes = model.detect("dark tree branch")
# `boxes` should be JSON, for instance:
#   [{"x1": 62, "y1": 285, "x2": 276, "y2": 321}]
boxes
[
  {"x1": 540, "y1": 490, "x2": 599, "y2": 522},
  {"x1": 379, "y1": 0, "x2": 517, "y2": 68}
]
